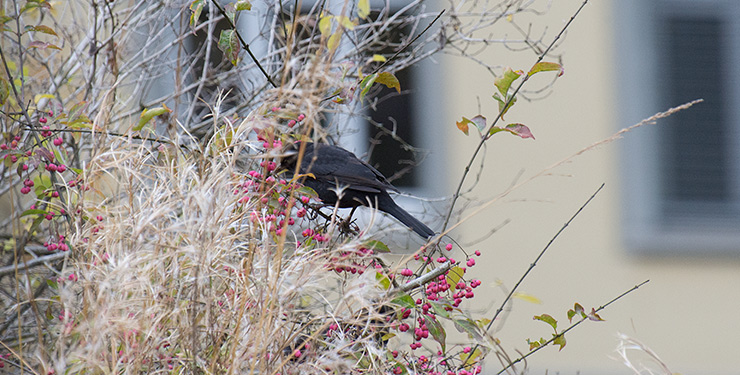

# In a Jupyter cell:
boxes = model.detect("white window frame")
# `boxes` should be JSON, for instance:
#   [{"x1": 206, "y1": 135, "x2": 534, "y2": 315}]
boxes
[{"x1": 615, "y1": 0, "x2": 740, "y2": 254}]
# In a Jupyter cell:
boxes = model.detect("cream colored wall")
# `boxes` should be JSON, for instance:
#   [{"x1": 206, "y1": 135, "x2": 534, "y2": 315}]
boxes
[{"x1": 443, "y1": 1, "x2": 740, "y2": 374}]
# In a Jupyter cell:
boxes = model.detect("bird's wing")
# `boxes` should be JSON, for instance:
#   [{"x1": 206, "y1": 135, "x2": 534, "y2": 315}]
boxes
[{"x1": 304, "y1": 144, "x2": 398, "y2": 193}]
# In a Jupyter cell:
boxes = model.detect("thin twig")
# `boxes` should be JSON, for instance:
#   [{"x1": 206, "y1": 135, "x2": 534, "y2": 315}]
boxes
[
  {"x1": 211, "y1": 0, "x2": 278, "y2": 88},
  {"x1": 369, "y1": 9, "x2": 446, "y2": 76},
  {"x1": 489, "y1": 183, "x2": 603, "y2": 331},
  {"x1": 495, "y1": 279, "x2": 651, "y2": 375},
  {"x1": 460, "y1": 182, "x2": 604, "y2": 369},
  {"x1": 0, "y1": 253, "x2": 67, "y2": 278},
  {"x1": 442, "y1": 0, "x2": 589, "y2": 231}
]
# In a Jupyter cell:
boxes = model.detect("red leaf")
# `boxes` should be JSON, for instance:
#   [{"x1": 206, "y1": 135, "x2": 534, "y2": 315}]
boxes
[{"x1": 504, "y1": 123, "x2": 534, "y2": 139}]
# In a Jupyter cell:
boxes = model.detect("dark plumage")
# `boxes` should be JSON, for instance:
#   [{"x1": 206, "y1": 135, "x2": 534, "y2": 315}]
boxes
[{"x1": 281, "y1": 142, "x2": 435, "y2": 238}]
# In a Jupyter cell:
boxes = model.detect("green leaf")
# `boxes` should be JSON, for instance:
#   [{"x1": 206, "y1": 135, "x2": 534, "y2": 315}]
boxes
[
  {"x1": 68, "y1": 115, "x2": 92, "y2": 129},
  {"x1": 533, "y1": 313, "x2": 558, "y2": 331},
  {"x1": 362, "y1": 240, "x2": 390, "y2": 253},
  {"x1": 492, "y1": 92, "x2": 517, "y2": 120},
  {"x1": 45, "y1": 304, "x2": 55, "y2": 320},
  {"x1": 235, "y1": 0, "x2": 252, "y2": 11},
  {"x1": 424, "y1": 314, "x2": 446, "y2": 352},
  {"x1": 0, "y1": 16, "x2": 13, "y2": 27},
  {"x1": 34, "y1": 173, "x2": 52, "y2": 191},
  {"x1": 390, "y1": 293, "x2": 416, "y2": 309},
  {"x1": 476, "y1": 318, "x2": 491, "y2": 329},
  {"x1": 21, "y1": 1, "x2": 51, "y2": 13},
  {"x1": 552, "y1": 333, "x2": 567, "y2": 351},
  {"x1": 218, "y1": 29, "x2": 240, "y2": 65},
  {"x1": 358, "y1": 0, "x2": 370, "y2": 19},
  {"x1": 295, "y1": 186, "x2": 318, "y2": 198},
  {"x1": 567, "y1": 302, "x2": 585, "y2": 322},
  {"x1": 358, "y1": 73, "x2": 377, "y2": 102},
  {"x1": 375, "y1": 271, "x2": 391, "y2": 290},
  {"x1": 21, "y1": 209, "x2": 49, "y2": 217},
  {"x1": 27, "y1": 213, "x2": 45, "y2": 235},
  {"x1": 375, "y1": 72, "x2": 400, "y2": 93},
  {"x1": 494, "y1": 67, "x2": 523, "y2": 97},
  {"x1": 459, "y1": 347, "x2": 482, "y2": 367},
  {"x1": 27, "y1": 24, "x2": 58, "y2": 36},
  {"x1": 0, "y1": 77, "x2": 9, "y2": 106},
  {"x1": 135, "y1": 104, "x2": 172, "y2": 131},
  {"x1": 428, "y1": 301, "x2": 452, "y2": 318},
  {"x1": 528, "y1": 61, "x2": 564, "y2": 77},
  {"x1": 189, "y1": 0, "x2": 205, "y2": 30},
  {"x1": 526, "y1": 337, "x2": 544, "y2": 350},
  {"x1": 446, "y1": 266, "x2": 465, "y2": 291},
  {"x1": 453, "y1": 318, "x2": 483, "y2": 341}
]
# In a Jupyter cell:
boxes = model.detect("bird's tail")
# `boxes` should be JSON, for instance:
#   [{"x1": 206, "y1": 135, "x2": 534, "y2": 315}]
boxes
[{"x1": 376, "y1": 195, "x2": 435, "y2": 239}]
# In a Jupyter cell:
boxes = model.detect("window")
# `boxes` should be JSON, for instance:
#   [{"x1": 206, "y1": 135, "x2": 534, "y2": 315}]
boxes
[
  {"x1": 364, "y1": 14, "x2": 419, "y2": 188},
  {"x1": 616, "y1": 0, "x2": 740, "y2": 254}
]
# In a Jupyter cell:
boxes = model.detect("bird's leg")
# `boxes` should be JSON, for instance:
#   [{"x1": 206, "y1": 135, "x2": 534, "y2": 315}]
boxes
[
  {"x1": 308, "y1": 204, "x2": 333, "y2": 221},
  {"x1": 347, "y1": 206, "x2": 358, "y2": 222},
  {"x1": 338, "y1": 206, "x2": 359, "y2": 234}
]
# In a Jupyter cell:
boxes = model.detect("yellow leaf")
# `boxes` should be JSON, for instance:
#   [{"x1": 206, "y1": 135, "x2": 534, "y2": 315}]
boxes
[
  {"x1": 327, "y1": 31, "x2": 341, "y2": 51},
  {"x1": 358, "y1": 0, "x2": 370, "y2": 19},
  {"x1": 446, "y1": 266, "x2": 465, "y2": 290},
  {"x1": 34, "y1": 94, "x2": 55, "y2": 104},
  {"x1": 513, "y1": 292, "x2": 541, "y2": 304},
  {"x1": 338, "y1": 16, "x2": 357, "y2": 30},
  {"x1": 371, "y1": 54, "x2": 386, "y2": 62},
  {"x1": 318, "y1": 15, "x2": 332, "y2": 38},
  {"x1": 375, "y1": 71, "x2": 400, "y2": 93}
]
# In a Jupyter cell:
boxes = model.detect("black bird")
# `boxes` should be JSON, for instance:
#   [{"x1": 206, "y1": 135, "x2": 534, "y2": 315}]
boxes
[{"x1": 281, "y1": 142, "x2": 435, "y2": 238}]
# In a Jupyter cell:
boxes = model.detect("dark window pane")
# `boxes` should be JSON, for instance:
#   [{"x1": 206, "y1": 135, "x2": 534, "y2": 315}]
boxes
[
  {"x1": 366, "y1": 19, "x2": 418, "y2": 187},
  {"x1": 368, "y1": 67, "x2": 417, "y2": 187},
  {"x1": 659, "y1": 17, "x2": 729, "y2": 212}
]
